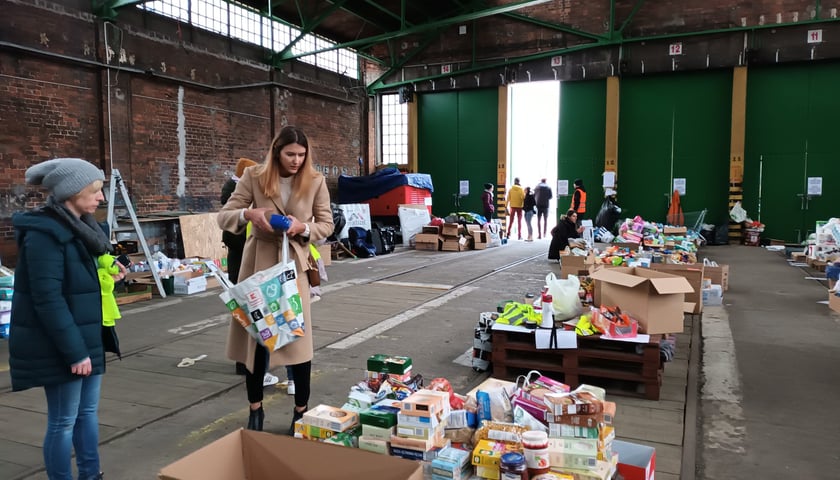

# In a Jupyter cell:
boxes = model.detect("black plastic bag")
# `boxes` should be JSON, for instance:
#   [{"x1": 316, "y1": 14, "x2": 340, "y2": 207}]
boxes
[
  {"x1": 329, "y1": 203, "x2": 346, "y2": 241},
  {"x1": 594, "y1": 196, "x2": 622, "y2": 232}
]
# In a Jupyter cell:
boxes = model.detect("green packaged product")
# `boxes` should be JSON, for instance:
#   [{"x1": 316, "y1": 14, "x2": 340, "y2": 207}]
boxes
[{"x1": 366, "y1": 354, "x2": 413, "y2": 375}]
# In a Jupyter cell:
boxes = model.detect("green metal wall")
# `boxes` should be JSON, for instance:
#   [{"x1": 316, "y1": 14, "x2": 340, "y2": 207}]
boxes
[
  {"x1": 417, "y1": 89, "x2": 499, "y2": 217},
  {"x1": 618, "y1": 71, "x2": 732, "y2": 227},
  {"x1": 744, "y1": 62, "x2": 840, "y2": 243},
  {"x1": 557, "y1": 80, "x2": 606, "y2": 219}
]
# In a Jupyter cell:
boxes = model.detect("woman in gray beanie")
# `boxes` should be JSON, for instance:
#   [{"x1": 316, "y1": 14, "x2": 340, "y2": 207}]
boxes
[{"x1": 10, "y1": 158, "x2": 124, "y2": 480}]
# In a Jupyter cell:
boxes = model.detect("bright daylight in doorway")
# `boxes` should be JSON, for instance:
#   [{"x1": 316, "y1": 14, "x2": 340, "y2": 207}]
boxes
[{"x1": 508, "y1": 80, "x2": 560, "y2": 235}]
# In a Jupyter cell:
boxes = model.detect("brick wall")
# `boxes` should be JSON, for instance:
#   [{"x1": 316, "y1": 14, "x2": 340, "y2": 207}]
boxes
[{"x1": 0, "y1": 1, "x2": 365, "y2": 265}]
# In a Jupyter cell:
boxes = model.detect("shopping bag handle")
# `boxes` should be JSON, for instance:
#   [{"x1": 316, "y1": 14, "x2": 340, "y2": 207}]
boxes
[{"x1": 282, "y1": 232, "x2": 290, "y2": 265}]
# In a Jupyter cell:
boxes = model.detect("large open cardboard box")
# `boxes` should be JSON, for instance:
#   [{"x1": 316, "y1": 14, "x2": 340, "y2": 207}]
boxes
[
  {"x1": 158, "y1": 429, "x2": 423, "y2": 480},
  {"x1": 590, "y1": 267, "x2": 693, "y2": 334},
  {"x1": 650, "y1": 263, "x2": 705, "y2": 314}
]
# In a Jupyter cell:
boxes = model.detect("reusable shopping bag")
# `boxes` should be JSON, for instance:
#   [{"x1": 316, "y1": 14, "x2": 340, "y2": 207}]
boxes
[{"x1": 218, "y1": 233, "x2": 305, "y2": 351}]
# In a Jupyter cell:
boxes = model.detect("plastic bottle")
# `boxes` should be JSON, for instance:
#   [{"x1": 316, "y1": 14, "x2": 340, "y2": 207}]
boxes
[
  {"x1": 522, "y1": 430, "x2": 550, "y2": 476},
  {"x1": 540, "y1": 293, "x2": 554, "y2": 329},
  {"x1": 500, "y1": 452, "x2": 528, "y2": 480}
]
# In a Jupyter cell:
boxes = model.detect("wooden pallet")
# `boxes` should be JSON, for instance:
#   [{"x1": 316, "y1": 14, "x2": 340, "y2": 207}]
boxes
[
  {"x1": 491, "y1": 330, "x2": 663, "y2": 400},
  {"x1": 115, "y1": 284, "x2": 153, "y2": 306}
]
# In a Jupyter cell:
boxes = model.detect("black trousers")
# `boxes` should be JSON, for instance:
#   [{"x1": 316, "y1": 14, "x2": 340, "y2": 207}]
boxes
[{"x1": 245, "y1": 346, "x2": 311, "y2": 408}]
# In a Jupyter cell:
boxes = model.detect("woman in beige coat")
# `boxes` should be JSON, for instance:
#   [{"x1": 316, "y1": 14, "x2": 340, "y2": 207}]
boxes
[{"x1": 217, "y1": 126, "x2": 333, "y2": 434}]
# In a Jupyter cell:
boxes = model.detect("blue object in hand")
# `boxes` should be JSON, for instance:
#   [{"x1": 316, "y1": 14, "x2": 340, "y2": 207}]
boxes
[{"x1": 269, "y1": 214, "x2": 292, "y2": 231}]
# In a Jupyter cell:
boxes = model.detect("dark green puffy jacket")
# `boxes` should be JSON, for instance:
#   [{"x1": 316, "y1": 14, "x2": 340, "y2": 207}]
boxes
[{"x1": 9, "y1": 210, "x2": 105, "y2": 391}]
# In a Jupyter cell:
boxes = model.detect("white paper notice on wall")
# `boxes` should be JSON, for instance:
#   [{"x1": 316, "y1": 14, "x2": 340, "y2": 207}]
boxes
[
  {"x1": 807, "y1": 177, "x2": 823, "y2": 196},
  {"x1": 557, "y1": 180, "x2": 569, "y2": 196},
  {"x1": 338, "y1": 204, "x2": 372, "y2": 239},
  {"x1": 673, "y1": 178, "x2": 687, "y2": 196},
  {"x1": 602, "y1": 171, "x2": 616, "y2": 188},
  {"x1": 459, "y1": 180, "x2": 469, "y2": 196}
]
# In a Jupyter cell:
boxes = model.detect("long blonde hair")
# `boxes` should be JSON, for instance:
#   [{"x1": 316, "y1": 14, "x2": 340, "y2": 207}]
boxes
[{"x1": 255, "y1": 126, "x2": 317, "y2": 200}]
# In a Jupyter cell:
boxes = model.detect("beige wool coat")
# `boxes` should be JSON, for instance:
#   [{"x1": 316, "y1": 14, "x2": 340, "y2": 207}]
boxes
[{"x1": 217, "y1": 166, "x2": 333, "y2": 371}]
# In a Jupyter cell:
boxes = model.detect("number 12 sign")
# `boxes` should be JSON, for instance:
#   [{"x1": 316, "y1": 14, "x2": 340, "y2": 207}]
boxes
[{"x1": 669, "y1": 43, "x2": 683, "y2": 55}]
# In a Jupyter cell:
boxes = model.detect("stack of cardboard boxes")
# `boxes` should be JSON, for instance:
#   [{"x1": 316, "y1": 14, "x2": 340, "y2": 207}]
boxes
[{"x1": 414, "y1": 223, "x2": 488, "y2": 251}]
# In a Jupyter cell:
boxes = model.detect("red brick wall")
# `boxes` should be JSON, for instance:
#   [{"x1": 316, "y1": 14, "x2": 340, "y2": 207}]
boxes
[{"x1": 0, "y1": 1, "x2": 365, "y2": 265}]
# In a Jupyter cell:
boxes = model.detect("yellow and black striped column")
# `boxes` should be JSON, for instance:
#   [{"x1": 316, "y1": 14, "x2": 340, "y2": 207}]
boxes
[
  {"x1": 729, "y1": 66, "x2": 747, "y2": 244},
  {"x1": 604, "y1": 76, "x2": 620, "y2": 185},
  {"x1": 497, "y1": 86, "x2": 508, "y2": 231}
]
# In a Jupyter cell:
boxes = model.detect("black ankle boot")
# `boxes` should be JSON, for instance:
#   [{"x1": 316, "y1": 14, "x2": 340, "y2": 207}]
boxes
[
  {"x1": 247, "y1": 406, "x2": 264, "y2": 431},
  {"x1": 288, "y1": 406, "x2": 306, "y2": 436}
]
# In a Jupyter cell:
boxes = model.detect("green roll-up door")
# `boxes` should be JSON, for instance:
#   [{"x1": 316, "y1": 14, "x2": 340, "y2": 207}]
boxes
[
  {"x1": 744, "y1": 62, "x2": 840, "y2": 242},
  {"x1": 618, "y1": 71, "x2": 731, "y2": 227},
  {"x1": 417, "y1": 89, "x2": 498, "y2": 217},
  {"x1": 558, "y1": 80, "x2": 606, "y2": 219}
]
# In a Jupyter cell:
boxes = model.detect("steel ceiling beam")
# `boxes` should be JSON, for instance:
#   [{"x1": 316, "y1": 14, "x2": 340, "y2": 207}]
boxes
[
  {"x1": 618, "y1": 0, "x2": 646, "y2": 36},
  {"x1": 92, "y1": 0, "x2": 150, "y2": 20},
  {"x1": 275, "y1": 0, "x2": 350, "y2": 58},
  {"x1": 502, "y1": 12, "x2": 606, "y2": 41},
  {"x1": 277, "y1": 0, "x2": 552, "y2": 61},
  {"x1": 369, "y1": 15, "x2": 840, "y2": 93},
  {"x1": 369, "y1": 31, "x2": 442, "y2": 89}
]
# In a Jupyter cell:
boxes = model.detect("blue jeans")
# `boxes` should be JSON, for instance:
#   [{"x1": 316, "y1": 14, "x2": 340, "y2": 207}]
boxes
[{"x1": 43, "y1": 374, "x2": 102, "y2": 480}]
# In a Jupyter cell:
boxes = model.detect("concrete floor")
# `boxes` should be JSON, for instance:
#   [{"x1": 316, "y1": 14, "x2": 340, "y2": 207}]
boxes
[{"x1": 0, "y1": 240, "x2": 836, "y2": 479}]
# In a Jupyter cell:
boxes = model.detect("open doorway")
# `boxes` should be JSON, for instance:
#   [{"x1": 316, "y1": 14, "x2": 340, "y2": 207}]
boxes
[{"x1": 507, "y1": 80, "x2": 560, "y2": 241}]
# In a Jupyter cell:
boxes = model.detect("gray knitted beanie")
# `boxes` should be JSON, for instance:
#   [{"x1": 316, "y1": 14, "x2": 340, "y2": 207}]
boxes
[{"x1": 25, "y1": 158, "x2": 105, "y2": 201}]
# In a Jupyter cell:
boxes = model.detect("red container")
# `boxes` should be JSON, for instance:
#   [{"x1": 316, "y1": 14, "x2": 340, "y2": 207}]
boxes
[{"x1": 364, "y1": 185, "x2": 432, "y2": 216}]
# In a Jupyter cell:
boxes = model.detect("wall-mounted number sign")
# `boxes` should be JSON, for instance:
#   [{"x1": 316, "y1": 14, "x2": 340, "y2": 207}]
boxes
[
  {"x1": 669, "y1": 43, "x2": 683, "y2": 55},
  {"x1": 442, "y1": 64, "x2": 452, "y2": 74},
  {"x1": 807, "y1": 29, "x2": 823, "y2": 44}
]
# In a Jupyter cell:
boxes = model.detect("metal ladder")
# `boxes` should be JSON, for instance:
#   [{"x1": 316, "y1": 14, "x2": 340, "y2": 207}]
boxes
[{"x1": 105, "y1": 169, "x2": 167, "y2": 298}]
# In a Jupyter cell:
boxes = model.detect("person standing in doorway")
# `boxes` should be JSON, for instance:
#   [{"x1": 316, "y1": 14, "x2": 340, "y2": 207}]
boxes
[
  {"x1": 570, "y1": 179, "x2": 587, "y2": 225},
  {"x1": 523, "y1": 186, "x2": 536, "y2": 242},
  {"x1": 218, "y1": 126, "x2": 333, "y2": 435},
  {"x1": 506, "y1": 178, "x2": 525, "y2": 240},
  {"x1": 533, "y1": 178, "x2": 553, "y2": 239},
  {"x1": 481, "y1": 183, "x2": 495, "y2": 221}
]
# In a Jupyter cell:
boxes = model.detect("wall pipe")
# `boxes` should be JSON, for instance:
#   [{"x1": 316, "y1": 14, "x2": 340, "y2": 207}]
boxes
[{"x1": 0, "y1": 40, "x2": 361, "y2": 105}]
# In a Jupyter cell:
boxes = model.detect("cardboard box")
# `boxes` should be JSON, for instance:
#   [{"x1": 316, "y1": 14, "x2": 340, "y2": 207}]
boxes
[
  {"x1": 704, "y1": 264, "x2": 729, "y2": 291},
  {"x1": 830, "y1": 292, "x2": 840, "y2": 314},
  {"x1": 422, "y1": 225, "x2": 441, "y2": 234},
  {"x1": 317, "y1": 244, "x2": 332, "y2": 266},
  {"x1": 590, "y1": 267, "x2": 693, "y2": 334},
  {"x1": 441, "y1": 237, "x2": 464, "y2": 252},
  {"x1": 472, "y1": 231, "x2": 488, "y2": 250},
  {"x1": 560, "y1": 252, "x2": 597, "y2": 279},
  {"x1": 414, "y1": 233, "x2": 442, "y2": 251},
  {"x1": 612, "y1": 241, "x2": 641, "y2": 251},
  {"x1": 612, "y1": 439, "x2": 655, "y2": 480},
  {"x1": 302, "y1": 404, "x2": 359, "y2": 432},
  {"x1": 441, "y1": 223, "x2": 461, "y2": 237},
  {"x1": 173, "y1": 272, "x2": 207, "y2": 295},
  {"x1": 650, "y1": 264, "x2": 705, "y2": 314},
  {"x1": 663, "y1": 226, "x2": 687, "y2": 235},
  {"x1": 158, "y1": 429, "x2": 423, "y2": 480}
]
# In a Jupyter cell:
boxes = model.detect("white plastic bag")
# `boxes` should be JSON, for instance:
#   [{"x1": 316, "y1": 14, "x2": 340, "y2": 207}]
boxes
[
  {"x1": 544, "y1": 272, "x2": 583, "y2": 321},
  {"x1": 729, "y1": 201, "x2": 747, "y2": 223}
]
